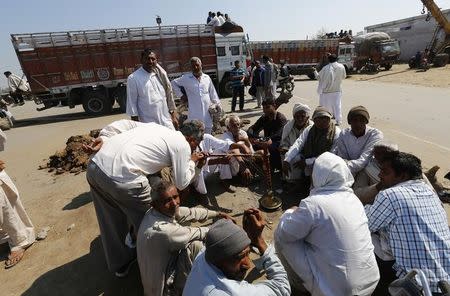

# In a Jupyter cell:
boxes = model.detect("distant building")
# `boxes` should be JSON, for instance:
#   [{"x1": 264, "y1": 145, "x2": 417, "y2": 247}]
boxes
[{"x1": 365, "y1": 9, "x2": 450, "y2": 61}]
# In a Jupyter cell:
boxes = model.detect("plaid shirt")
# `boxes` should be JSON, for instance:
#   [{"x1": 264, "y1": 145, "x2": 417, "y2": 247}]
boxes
[{"x1": 365, "y1": 180, "x2": 450, "y2": 292}]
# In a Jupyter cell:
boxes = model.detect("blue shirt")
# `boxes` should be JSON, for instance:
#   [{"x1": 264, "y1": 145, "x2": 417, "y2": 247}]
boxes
[
  {"x1": 230, "y1": 67, "x2": 246, "y2": 88},
  {"x1": 365, "y1": 180, "x2": 450, "y2": 292}
]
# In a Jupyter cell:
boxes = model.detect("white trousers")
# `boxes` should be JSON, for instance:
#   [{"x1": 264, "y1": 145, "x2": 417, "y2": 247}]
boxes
[
  {"x1": 193, "y1": 158, "x2": 239, "y2": 194},
  {"x1": 319, "y1": 92, "x2": 342, "y2": 125},
  {"x1": 0, "y1": 171, "x2": 35, "y2": 251}
]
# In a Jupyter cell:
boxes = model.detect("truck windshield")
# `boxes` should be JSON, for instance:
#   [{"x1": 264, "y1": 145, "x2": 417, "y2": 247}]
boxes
[{"x1": 380, "y1": 42, "x2": 400, "y2": 55}]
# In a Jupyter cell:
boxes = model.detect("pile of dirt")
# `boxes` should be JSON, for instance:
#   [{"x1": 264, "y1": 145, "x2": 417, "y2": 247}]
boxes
[{"x1": 40, "y1": 129, "x2": 100, "y2": 175}]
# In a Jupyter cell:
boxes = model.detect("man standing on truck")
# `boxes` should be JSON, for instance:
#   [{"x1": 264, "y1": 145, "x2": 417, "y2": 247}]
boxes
[
  {"x1": 171, "y1": 57, "x2": 222, "y2": 134},
  {"x1": 126, "y1": 49, "x2": 178, "y2": 130},
  {"x1": 317, "y1": 54, "x2": 346, "y2": 125},
  {"x1": 3, "y1": 71, "x2": 30, "y2": 106}
]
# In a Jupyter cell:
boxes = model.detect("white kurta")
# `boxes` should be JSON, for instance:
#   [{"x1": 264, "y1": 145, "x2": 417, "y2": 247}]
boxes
[
  {"x1": 137, "y1": 207, "x2": 218, "y2": 296},
  {"x1": 171, "y1": 73, "x2": 221, "y2": 132},
  {"x1": 183, "y1": 244, "x2": 291, "y2": 296},
  {"x1": 222, "y1": 130, "x2": 254, "y2": 153},
  {"x1": 275, "y1": 152, "x2": 379, "y2": 296},
  {"x1": 0, "y1": 130, "x2": 35, "y2": 251},
  {"x1": 317, "y1": 62, "x2": 346, "y2": 124},
  {"x1": 126, "y1": 67, "x2": 174, "y2": 129},
  {"x1": 7, "y1": 73, "x2": 30, "y2": 92},
  {"x1": 92, "y1": 120, "x2": 195, "y2": 190},
  {"x1": 336, "y1": 126, "x2": 383, "y2": 175}
]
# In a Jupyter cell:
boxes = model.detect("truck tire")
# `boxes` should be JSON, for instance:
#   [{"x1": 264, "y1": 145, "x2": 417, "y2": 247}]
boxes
[
  {"x1": 384, "y1": 64, "x2": 392, "y2": 71},
  {"x1": 114, "y1": 86, "x2": 127, "y2": 113},
  {"x1": 82, "y1": 90, "x2": 112, "y2": 115},
  {"x1": 433, "y1": 53, "x2": 449, "y2": 67},
  {"x1": 219, "y1": 78, "x2": 233, "y2": 98}
]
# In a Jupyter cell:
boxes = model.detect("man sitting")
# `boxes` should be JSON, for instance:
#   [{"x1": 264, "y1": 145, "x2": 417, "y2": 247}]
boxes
[
  {"x1": 279, "y1": 103, "x2": 313, "y2": 183},
  {"x1": 247, "y1": 99, "x2": 287, "y2": 172},
  {"x1": 365, "y1": 152, "x2": 450, "y2": 295},
  {"x1": 283, "y1": 106, "x2": 341, "y2": 183},
  {"x1": 137, "y1": 180, "x2": 232, "y2": 296},
  {"x1": 275, "y1": 152, "x2": 379, "y2": 296},
  {"x1": 336, "y1": 106, "x2": 383, "y2": 184},
  {"x1": 183, "y1": 210, "x2": 291, "y2": 295}
]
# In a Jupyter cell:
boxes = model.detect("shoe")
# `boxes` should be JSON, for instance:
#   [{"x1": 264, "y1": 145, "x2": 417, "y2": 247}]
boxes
[
  {"x1": 115, "y1": 258, "x2": 136, "y2": 278},
  {"x1": 18, "y1": 102, "x2": 25, "y2": 106}
]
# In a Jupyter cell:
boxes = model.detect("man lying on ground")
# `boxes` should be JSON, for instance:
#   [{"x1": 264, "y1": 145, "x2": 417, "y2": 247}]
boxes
[
  {"x1": 275, "y1": 152, "x2": 379, "y2": 296},
  {"x1": 183, "y1": 211, "x2": 291, "y2": 295},
  {"x1": 137, "y1": 180, "x2": 233, "y2": 296}
]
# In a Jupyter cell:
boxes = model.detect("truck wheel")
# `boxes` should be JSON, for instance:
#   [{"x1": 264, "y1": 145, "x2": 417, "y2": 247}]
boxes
[
  {"x1": 285, "y1": 82, "x2": 294, "y2": 93},
  {"x1": 384, "y1": 64, "x2": 392, "y2": 71},
  {"x1": 307, "y1": 73, "x2": 316, "y2": 80},
  {"x1": 219, "y1": 79, "x2": 233, "y2": 98},
  {"x1": 114, "y1": 86, "x2": 127, "y2": 113},
  {"x1": 82, "y1": 90, "x2": 112, "y2": 115},
  {"x1": 433, "y1": 53, "x2": 449, "y2": 67}
]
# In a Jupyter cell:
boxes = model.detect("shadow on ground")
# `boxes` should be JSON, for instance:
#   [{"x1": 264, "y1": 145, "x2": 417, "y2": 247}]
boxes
[
  {"x1": 21, "y1": 236, "x2": 143, "y2": 296},
  {"x1": 63, "y1": 192, "x2": 92, "y2": 211}
]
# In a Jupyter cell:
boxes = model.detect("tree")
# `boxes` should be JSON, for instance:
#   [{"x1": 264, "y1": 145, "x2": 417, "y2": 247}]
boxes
[{"x1": 313, "y1": 27, "x2": 329, "y2": 39}]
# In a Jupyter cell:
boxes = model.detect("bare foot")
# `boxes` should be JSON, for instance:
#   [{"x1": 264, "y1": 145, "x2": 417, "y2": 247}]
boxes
[{"x1": 5, "y1": 249, "x2": 25, "y2": 269}]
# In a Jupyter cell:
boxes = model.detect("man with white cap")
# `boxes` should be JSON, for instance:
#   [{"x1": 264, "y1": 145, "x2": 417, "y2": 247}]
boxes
[
  {"x1": 280, "y1": 103, "x2": 313, "y2": 182},
  {"x1": 183, "y1": 209, "x2": 291, "y2": 295},
  {"x1": 283, "y1": 106, "x2": 341, "y2": 181},
  {"x1": 137, "y1": 180, "x2": 233, "y2": 296},
  {"x1": 275, "y1": 152, "x2": 379, "y2": 296}
]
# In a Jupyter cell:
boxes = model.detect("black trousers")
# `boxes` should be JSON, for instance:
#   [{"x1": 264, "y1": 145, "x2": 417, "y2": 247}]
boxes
[
  {"x1": 372, "y1": 255, "x2": 397, "y2": 296},
  {"x1": 232, "y1": 86, "x2": 245, "y2": 111},
  {"x1": 11, "y1": 91, "x2": 24, "y2": 104}
]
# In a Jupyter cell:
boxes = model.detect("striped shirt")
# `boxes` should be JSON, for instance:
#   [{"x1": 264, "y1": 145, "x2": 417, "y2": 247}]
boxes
[
  {"x1": 230, "y1": 67, "x2": 245, "y2": 88},
  {"x1": 365, "y1": 180, "x2": 450, "y2": 292}
]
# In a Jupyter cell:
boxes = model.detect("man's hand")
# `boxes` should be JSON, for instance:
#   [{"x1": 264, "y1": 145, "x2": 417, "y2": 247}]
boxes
[
  {"x1": 241, "y1": 168, "x2": 253, "y2": 184},
  {"x1": 0, "y1": 160, "x2": 5, "y2": 172},
  {"x1": 170, "y1": 112, "x2": 179, "y2": 130},
  {"x1": 217, "y1": 212, "x2": 236, "y2": 224},
  {"x1": 82, "y1": 138, "x2": 103, "y2": 154},
  {"x1": 191, "y1": 152, "x2": 207, "y2": 168},
  {"x1": 293, "y1": 159, "x2": 306, "y2": 170},
  {"x1": 242, "y1": 208, "x2": 267, "y2": 254}
]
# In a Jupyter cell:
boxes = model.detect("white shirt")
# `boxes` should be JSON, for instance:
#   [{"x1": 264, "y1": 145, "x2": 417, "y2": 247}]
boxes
[
  {"x1": 217, "y1": 15, "x2": 225, "y2": 25},
  {"x1": 336, "y1": 126, "x2": 383, "y2": 175},
  {"x1": 317, "y1": 62, "x2": 346, "y2": 94},
  {"x1": 137, "y1": 207, "x2": 218, "y2": 296},
  {"x1": 126, "y1": 67, "x2": 174, "y2": 129},
  {"x1": 7, "y1": 74, "x2": 30, "y2": 92},
  {"x1": 92, "y1": 120, "x2": 195, "y2": 189},
  {"x1": 183, "y1": 244, "x2": 291, "y2": 296},
  {"x1": 222, "y1": 130, "x2": 254, "y2": 153},
  {"x1": 171, "y1": 73, "x2": 220, "y2": 129},
  {"x1": 276, "y1": 152, "x2": 379, "y2": 296},
  {"x1": 207, "y1": 16, "x2": 220, "y2": 27}
]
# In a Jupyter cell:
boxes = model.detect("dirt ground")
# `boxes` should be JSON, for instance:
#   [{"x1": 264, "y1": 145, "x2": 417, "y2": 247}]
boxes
[
  {"x1": 1, "y1": 71, "x2": 449, "y2": 295},
  {"x1": 349, "y1": 63, "x2": 450, "y2": 88}
]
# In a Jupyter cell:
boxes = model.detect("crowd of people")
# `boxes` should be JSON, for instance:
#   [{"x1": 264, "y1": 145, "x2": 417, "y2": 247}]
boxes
[{"x1": 1, "y1": 46, "x2": 449, "y2": 296}]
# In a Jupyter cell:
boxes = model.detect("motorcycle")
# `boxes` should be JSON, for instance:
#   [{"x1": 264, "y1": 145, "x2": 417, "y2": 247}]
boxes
[
  {"x1": 360, "y1": 59, "x2": 380, "y2": 74},
  {"x1": 277, "y1": 75, "x2": 295, "y2": 94},
  {"x1": 409, "y1": 56, "x2": 430, "y2": 71}
]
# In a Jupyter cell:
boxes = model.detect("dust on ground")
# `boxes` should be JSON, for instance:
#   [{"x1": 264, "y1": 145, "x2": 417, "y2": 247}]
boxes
[{"x1": 349, "y1": 63, "x2": 450, "y2": 88}]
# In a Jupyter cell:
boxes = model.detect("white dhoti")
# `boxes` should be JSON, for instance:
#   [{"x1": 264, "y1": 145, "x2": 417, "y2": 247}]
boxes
[
  {"x1": 193, "y1": 158, "x2": 239, "y2": 194},
  {"x1": 0, "y1": 171, "x2": 35, "y2": 251},
  {"x1": 319, "y1": 92, "x2": 342, "y2": 125}
]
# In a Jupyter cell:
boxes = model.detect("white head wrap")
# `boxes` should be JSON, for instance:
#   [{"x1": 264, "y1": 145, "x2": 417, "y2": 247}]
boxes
[{"x1": 292, "y1": 103, "x2": 311, "y2": 117}]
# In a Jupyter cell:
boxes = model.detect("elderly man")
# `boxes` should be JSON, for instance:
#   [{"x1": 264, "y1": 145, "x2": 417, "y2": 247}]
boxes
[
  {"x1": 336, "y1": 106, "x2": 383, "y2": 179},
  {"x1": 0, "y1": 129, "x2": 35, "y2": 269},
  {"x1": 365, "y1": 152, "x2": 450, "y2": 295},
  {"x1": 248, "y1": 99, "x2": 287, "y2": 171},
  {"x1": 222, "y1": 115, "x2": 253, "y2": 153},
  {"x1": 3, "y1": 71, "x2": 30, "y2": 106},
  {"x1": 137, "y1": 180, "x2": 233, "y2": 296},
  {"x1": 280, "y1": 103, "x2": 313, "y2": 182},
  {"x1": 183, "y1": 210, "x2": 291, "y2": 295},
  {"x1": 317, "y1": 54, "x2": 346, "y2": 125},
  {"x1": 126, "y1": 49, "x2": 178, "y2": 129},
  {"x1": 85, "y1": 119, "x2": 206, "y2": 277},
  {"x1": 283, "y1": 106, "x2": 341, "y2": 181},
  {"x1": 172, "y1": 57, "x2": 222, "y2": 134},
  {"x1": 275, "y1": 152, "x2": 379, "y2": 296}
]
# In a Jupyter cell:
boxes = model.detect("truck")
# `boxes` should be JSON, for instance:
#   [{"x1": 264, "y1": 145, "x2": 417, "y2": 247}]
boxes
[
  {"x1": 11, "y1": 23, "x2": 249, "y2": 115},
  {"x1": 249, "y1": 32, "x2": 400, "y2": 77}
]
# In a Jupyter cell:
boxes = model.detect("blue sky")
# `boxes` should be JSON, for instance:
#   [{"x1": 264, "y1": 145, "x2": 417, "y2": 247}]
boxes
[{"x1": 1, "y1": 0, "x2": 449, "y2": 88}]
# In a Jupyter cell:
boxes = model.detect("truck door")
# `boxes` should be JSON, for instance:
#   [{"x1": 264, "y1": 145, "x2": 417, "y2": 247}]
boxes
[{"x1": 338, "y1": 44, "x2": 355, "y2": 72}]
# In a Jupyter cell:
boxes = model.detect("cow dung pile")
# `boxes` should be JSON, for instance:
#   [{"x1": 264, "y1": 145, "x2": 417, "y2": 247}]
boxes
[{"x1": 40, "y1": 129, "x2": 100, "y2": 175}]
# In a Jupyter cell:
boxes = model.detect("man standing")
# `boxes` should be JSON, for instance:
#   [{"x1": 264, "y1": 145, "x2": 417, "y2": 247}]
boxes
[
  {"x1": 251, "y1": 61, "x2": 265, "y2": 108},
  {"x1": 207, "y1": 13, "x2": 220, "y2": 27},
  {"x1": 137, "y1": 180, "x2": 232, "y2": 296},
  {"x1": 365, "y1": 152, "x2": 450, "y2": 295},
  {"x1": 262, "y1": 56, "x2": 277, "y2": 100},
  {"x1": 230, "y1": 60, "x2": 246, "y2": 112},
  {"x1": 85, "y1": 119, "x2": 206, "y2": 277},
  {"x1": 3, "y1": 71, "x2": 30, "y2": 106},
  {"x1": 126, "y1": 49, "x2": 178, "y2": 130},
  {"x1": 276, "y1": 152, "x2": 379, "y2": 296},
  {"x1": 183, "y1": 210, "x2": 291, "y2": 295},
  {"x1": 0, "y1": 129, "x2": 35, "y2": 269},
  {"x1": 172, "y1": 57, "x2": 222, "y2": 134},
  {"x1": 317, "y1": 54, "x2": 346, "y2": 125},
  {"x1": 216, "y1": 12, "x2": 225, "y2": 26}
]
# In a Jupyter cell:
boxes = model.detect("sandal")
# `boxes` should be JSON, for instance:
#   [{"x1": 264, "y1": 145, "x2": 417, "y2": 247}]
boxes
[{"x1": 5, "y1": 249, "x2": 25, "y2": 269}]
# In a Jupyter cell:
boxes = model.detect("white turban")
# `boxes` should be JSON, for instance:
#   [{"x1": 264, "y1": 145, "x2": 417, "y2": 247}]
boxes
[{"x1": 292, "y1": 103, "x2": 311, "y2": 117}]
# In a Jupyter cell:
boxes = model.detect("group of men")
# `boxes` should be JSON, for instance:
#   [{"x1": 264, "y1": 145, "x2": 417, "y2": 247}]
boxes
[
  {"x1": 81, "y1": 45, "x2": 450, "y2": 296},
  {"x1": 206, "y1": 11, "x2": 232, "y2": 27}
]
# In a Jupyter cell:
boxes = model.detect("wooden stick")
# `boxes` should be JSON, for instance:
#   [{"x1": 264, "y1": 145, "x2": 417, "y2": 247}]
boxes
[{"x1": 206, "y1": 153, "x2": 255, "y2": 158}]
